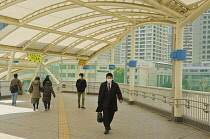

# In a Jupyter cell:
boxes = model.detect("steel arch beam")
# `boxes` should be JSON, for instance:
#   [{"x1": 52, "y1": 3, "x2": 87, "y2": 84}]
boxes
[
  {"x1": 20, "y1": 1, "x2": 78, "y2": 24},
  {"x1": 136, "y1": 0, "x2": 183, "y2": 18},
  {"x1": 68, "y1": 0, "x2": 134, "y2": 23},
  {"x1": 60, "y1": 23, "x2": 128, "y2": 54},
  {"x1": 43, "y1": 35, "x2": 69, "y2": 53},
  {"x1": 22, "y1": 32, "x2": 48, "y2": 50},
  {"x1": 83, "y1": 1, "x2": 175, "y2": 18},
  {"x1": 0, "y1": 69, "x2": 29, "y2": 80},
  {"x1": 44, "y1": 58, "x2": 77, "y2": 66},
  {"x1": 77, "y1": 30, "x2": 125, "y2": 56},
  {"x1": 0, "y1": 15, "x2": 111, "y2": 44},
  {"x1": 0, "y1": 0, "x2": 26, "y2": 11},
  {"x1": 69, "y1": 18, "x2": 124, "y2": 34},
  {"x1": 21, "y1": 11, "x2": 106, "y2": 50},
  {"x1": 19, "y1": 1, "x2": 177, "y2": 25},
  {"x1": 178, "y1": 0, "x2": 210, "y2": 27},
  {"x1": 0, "y1": 44, "x2": 89, "y2": 59},
  {"x1": 43, "y1": 21, "x2": 128, "y2": 53}
]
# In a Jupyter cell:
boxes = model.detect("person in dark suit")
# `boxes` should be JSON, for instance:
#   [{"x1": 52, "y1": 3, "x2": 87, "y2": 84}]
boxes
[
  {"x1": 96, "y1": 73, "x2": 123, "y2": 134},
  {"x1": 76, "y1": 73, "x2": 87, "y2": 109}
]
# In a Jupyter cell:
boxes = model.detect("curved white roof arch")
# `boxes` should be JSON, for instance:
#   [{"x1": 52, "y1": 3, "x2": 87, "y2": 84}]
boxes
[{"x1": 0, "y1": 0, "x2": 209, "y2": 79}]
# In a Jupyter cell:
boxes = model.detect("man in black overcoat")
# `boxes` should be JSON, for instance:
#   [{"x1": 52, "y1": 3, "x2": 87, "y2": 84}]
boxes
[{"x1": 96, "y1": 73, "x2": 123, "y2": 134}]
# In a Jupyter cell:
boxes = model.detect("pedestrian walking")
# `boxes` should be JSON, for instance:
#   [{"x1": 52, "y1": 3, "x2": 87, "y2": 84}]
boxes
[
  {"x1": 43, "y1": 75, "x2": 52, "y2": 86},
  {"x1": 10, "y1": 73, "x2": 22, "y2": 106},
  {"x1": 42, "y1": 81, "x2": 55, "y2": 111},
  {"x1": 96, "y1": 73, "x2": 123, "y2": 134},
  {"x1": 29, "y1": 76, "x2": 43, "y2": 111},
  {"x1": 76, "y1": 73, "x2": 87, "y2": 109}
]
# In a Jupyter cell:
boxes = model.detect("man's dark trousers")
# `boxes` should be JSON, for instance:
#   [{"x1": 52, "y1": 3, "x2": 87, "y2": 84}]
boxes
[{"x1": 103, "y1": 106, "x2": 115, "y2": 130}]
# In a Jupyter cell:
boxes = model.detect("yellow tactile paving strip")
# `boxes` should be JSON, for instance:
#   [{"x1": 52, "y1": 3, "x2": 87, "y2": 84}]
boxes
[{"x1": 59, "y1": 94, "x2": 71, "y2": 139}]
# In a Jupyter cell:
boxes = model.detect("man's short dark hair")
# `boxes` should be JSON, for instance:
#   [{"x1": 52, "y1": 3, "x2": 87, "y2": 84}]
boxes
[
  {"x1": 79, "y1": 73, "x2": 84, "y2": 77},
  {"x1": 46, "y1": 75, "x2": 49, "y2": 78},
  {"x1": 106, "y1": 73, "x2": 113, "y2": 78},
  {"x1": 14, "y1": 73, "x2": 18, "y2": 78}
]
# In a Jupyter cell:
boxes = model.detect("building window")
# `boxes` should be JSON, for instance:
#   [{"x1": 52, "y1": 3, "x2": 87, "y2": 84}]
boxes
[
  {"x1": 203, "y1": 46, "x2": 206, "y2": 49},
  {"x1": 60, "y1": 73, "x2": 66, "y2": 77},
  {"x1": 100, "y1": 67, "x2": 107, "y2": 69},
  {"x1": 68, "y1": 65, "x2": 75, "y2": 69},
  {"x1": 60, "y1": 65, "x2": 66, "y2": 69},
  {"x1": 200, "y1": 69, "x2": 208, "y2": 72},
  {"x1": 68, "y1": 73, "x2": 75, "y2": 77}
]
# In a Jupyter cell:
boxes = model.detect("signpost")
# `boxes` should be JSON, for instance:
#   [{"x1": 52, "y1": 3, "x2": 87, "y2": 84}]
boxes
[
  {"x1": 28, "y1": 53, "x2": 43, "y2": 63},
  {"x1": 78, "y1": 59, "x2": 87, "y2": 66}
]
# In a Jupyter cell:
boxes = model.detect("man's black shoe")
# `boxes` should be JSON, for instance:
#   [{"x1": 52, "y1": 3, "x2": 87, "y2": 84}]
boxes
[
  {"x1": 78, "y1": 106, "x2": 80, "y2": 108},
  {"x1": 81, "y1": 106, "x2": 85, "y2": 109},
  {"x1": 104, "y1": 130, "x2": 109, "y2": 134}
]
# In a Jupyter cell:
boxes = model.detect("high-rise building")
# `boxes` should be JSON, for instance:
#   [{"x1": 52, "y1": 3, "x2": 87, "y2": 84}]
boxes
[
  {"x1": 183, "y1": 24, "x2": 193, "y2": 63},
  {"x1": 167, "y1": 26, "x2": 173, "y2": 63},
  {"x1": 119, "y1": 25, "x2": 168, "y2": 63},
  {"x1": 192, "y1": 10, "x2": 210, "y2": 64}
]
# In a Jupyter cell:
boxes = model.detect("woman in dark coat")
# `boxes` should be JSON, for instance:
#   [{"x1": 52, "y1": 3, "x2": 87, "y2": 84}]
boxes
[{"x1": 42, "y1": 81, "x2": 55, "y2": 111}]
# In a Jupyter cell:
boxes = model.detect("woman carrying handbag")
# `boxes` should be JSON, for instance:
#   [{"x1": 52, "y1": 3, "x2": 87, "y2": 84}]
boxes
[{"x1": 29, "y1": 76, "x2": 43, "y2": 111}]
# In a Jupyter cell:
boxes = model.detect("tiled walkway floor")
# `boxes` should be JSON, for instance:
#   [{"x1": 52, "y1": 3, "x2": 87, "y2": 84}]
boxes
[{"x1": 1, "y1": 93, "x2": 210, "y2": 139}]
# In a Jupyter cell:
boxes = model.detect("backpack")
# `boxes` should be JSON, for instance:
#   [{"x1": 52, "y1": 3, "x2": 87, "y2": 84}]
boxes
[{"x1": 10, "y1": 84, "x2": 18, "y2": 93}]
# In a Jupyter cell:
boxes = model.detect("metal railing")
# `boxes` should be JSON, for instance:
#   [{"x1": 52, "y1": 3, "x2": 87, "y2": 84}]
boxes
[
  {"x1": 182, "y1": 90, "x2": 210, "y2": 125},
  {"x1": 57, "y1": 81, "x2": 210, "y2": 126}
]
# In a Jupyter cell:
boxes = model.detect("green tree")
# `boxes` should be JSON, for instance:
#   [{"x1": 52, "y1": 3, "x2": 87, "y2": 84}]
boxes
[{"x1": 114, "y1": 67, "x2": 124, "y2": 83}]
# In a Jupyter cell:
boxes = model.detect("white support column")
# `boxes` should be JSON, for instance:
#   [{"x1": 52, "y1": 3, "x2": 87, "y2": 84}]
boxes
[
  {"x1": 77, "y1": 65, "x2": 81, "y2": 80},
  {"x1": 110, "y1": 46, "x2": 114, "y2": 74},
  {"x1": 6, "y1": 51, "x2": 15, "y2": 81},
  {"x1": 41, "y1": 64, "x2": 59, "y2": 84},
  {"x1": 27, "y1": 63, "x2": 40, "y2": 91},
  {"x1": 172, "y1": 25, "x2": 183, "y2": 122},
  {"x1": 84, "y1": 69, "x2": 88, "y2": 82},
  {"x1": 129, "y1": 25, "x2": 135, "y2": 104}
]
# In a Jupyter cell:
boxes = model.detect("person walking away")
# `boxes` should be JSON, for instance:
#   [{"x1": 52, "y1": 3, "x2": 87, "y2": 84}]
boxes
[
  {"x1": 96, "y1": 73, "x2": 123, "y2": 134},
  {"x1": 43, "y1": 75, "x2": 52, "y2": 86},
  {"x1": 42, "y1": 81, "x2": 55, "y2": 111},
  {"x1": 10, "y1": 73, "x2": 22, "y2": 106},
  {"x1": 76, "y1": 73, "x2": 87, "y2": 109},
  {"x1": 29, "y1": 76, "x2": 43, "y2": 111}
]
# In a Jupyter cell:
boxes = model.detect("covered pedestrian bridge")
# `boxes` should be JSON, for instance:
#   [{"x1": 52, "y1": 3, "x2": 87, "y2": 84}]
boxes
[{"x1": 0, "y1": 0, "x2": 210, "y2": 138}]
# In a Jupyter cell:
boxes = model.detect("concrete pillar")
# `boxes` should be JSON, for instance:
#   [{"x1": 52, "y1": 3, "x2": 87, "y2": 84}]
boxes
[
  {"x1": 6, "y1": 51, "x2": 15, "y2": 81},
  {"x1": 77, "y1": 65, "x2": 81, "y2": 80},
  {"x1": 110, "y1": 47, "x2": 114, "y2": 74},
  {"x1": 41, "y1": 64, "x2": 59, "y2": 84},
  {"x1": 172, "y1": 26, "x2": 183, "y2": 122},
  {"x1": 129, "y1": 25, "x2": 135, "y2": 104},
  {"x1": 84, "y1": 69, "x2": 88, "y2": 82}
]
